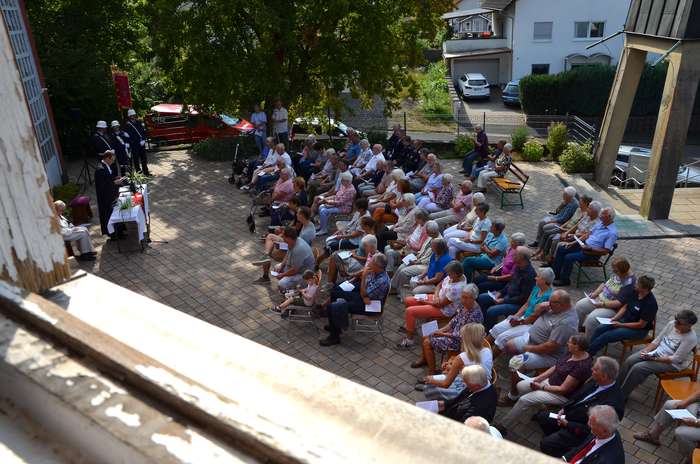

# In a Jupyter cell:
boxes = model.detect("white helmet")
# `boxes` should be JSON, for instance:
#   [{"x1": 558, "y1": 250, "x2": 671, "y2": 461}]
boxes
[
  {"x1": 96, "y1": 120, "x2": 107, "y2": 129},
  {"x1": 110, "y1": 120, "x2": 120, "y2": 128},
  {"x1": 127, "y1": 109, "x2": 136, "y2": 117}
]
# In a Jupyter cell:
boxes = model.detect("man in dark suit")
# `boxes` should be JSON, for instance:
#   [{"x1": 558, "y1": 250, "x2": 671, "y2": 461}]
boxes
[
  {"x1": 439, "y1": 365, "x2": 497, "y2": 423},
  {"x1": 94, "y1": 151, "x2": 123, "y2": 237},
  {"x1": 563, "y1": 405, "x2": 625, "y2": 463},
  {"x1": 125, "y1": 108, "x2": 150, "y2": 176},
  {"x1": 534, "y1": 356, "x2": 624, "y2": 457}
]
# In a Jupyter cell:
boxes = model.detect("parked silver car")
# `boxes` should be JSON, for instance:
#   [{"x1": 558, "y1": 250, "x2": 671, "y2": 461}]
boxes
[{"x1": 612, "y1": 145, "x2": 700, "y2": 188}]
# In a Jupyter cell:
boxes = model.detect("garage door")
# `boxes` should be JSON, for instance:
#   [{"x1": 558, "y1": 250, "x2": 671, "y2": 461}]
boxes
[{"x1": 452, "y1": 58, "x2": 500, "y2": 86}]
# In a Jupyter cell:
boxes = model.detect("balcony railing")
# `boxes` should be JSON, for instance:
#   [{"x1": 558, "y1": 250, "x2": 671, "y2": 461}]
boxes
[{"x1": 443, "y1": 37, "x2": 509, "y2": 54}]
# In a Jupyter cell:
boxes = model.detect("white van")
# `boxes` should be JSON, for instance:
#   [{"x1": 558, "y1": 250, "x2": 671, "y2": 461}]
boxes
[{"x1": 458, "y1": 73, "x2": 491, "y2": 100}]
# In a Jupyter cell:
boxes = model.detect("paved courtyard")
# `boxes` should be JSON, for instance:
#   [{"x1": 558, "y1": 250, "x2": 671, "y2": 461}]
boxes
[{"x1": 69, "y1": 149, "x2": 700, "y2": 464}]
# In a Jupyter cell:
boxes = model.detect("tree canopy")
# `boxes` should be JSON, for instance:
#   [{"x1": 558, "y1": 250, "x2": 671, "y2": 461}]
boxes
[{"x1": 147, "y1": 0, "x2": 452, "y2": 115}]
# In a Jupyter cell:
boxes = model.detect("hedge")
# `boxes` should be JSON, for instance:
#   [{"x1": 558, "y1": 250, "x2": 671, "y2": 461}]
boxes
[{"x1": 519, "y1": 63, "x2": 698, "y2": 117}]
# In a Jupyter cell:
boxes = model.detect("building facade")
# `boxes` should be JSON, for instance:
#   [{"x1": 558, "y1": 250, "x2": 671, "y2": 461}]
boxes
[{"x1": 443, "y1": 0, "x2": 631, "y2": 86}]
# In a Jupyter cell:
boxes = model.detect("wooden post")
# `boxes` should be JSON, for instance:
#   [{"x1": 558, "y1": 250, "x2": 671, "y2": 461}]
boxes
[
  {"x1": 593, "y1": 43, "x2": 647, "y2": 185},
  {"x1": 640, "y1": 45, "x2": 700, "y2": 219},
  {"x1": 0, "y1": 14, "x2": 70, "y2": 292}
]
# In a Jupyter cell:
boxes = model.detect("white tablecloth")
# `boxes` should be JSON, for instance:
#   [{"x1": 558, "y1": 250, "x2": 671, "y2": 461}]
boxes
[{"x1": 107, "y1": 205, "x2": 147, "y2": 241}]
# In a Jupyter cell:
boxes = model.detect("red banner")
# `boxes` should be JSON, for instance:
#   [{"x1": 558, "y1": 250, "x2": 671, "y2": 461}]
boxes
[{"x1": 112, "y1": 70, "x2": 132, "y2": 110}]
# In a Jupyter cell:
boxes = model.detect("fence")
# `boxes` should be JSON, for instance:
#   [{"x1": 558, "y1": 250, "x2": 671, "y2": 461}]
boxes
[{"x1": 345, "y1": 110, "x2": 599, "y2": 146}]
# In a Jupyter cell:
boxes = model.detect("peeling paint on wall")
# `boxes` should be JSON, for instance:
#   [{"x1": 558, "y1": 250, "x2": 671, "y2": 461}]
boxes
[
  {"x1": 105, "y1": 404, "x2": 141, "y2": 427},
  {"x1": 152, "y1": 430, "x2": 240, "y2": 464}
]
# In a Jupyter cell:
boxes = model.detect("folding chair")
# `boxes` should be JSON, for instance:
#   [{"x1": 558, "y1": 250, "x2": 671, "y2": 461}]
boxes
[
  {"x1": 351, "y1": 294, "x2": 389, "y2": 344},
  {"x1": 574, "y1": 243, "x2": 618, "y2": 287},
  {"x1": 283, "y1": 270, "x2": 323, "y2": 343}
]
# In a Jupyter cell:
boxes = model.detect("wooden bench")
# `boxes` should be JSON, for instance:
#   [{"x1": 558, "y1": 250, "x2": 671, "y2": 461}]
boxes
[{"x1": 489, "y1": 162, "x2": 529, "y2": 209}]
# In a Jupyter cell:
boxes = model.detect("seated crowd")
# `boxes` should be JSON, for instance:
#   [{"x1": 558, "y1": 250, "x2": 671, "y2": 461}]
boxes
[{"x1": 238, "y1": 128, "x2": 695, "y2": 463}]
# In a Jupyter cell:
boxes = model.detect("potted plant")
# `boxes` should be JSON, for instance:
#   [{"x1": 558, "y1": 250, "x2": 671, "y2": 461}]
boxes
[{"x1": 125, "y1": 171, "x2": 147, "y2": 193}]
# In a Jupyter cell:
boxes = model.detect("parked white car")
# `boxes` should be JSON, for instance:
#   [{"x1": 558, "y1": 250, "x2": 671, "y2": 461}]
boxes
[
  {"x1": 612, "y1": 145, "x2": 700, "y2": 188},
  {"x1": 457, "y1": 73, "x2": 491, "y2": 100}
]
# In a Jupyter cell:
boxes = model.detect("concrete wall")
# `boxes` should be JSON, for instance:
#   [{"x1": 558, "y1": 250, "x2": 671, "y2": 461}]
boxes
[{"x1": 510, "y1": 0, "x2": 630, "y2": 79}]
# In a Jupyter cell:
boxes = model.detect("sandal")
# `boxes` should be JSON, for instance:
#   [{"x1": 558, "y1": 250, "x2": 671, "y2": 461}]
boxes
[
  {"x1": 269, "y1": 306, "x2": 282, "y2": 314},
  {"x1": 410, "y1": 360, "x2": 427, "y2": 368}
]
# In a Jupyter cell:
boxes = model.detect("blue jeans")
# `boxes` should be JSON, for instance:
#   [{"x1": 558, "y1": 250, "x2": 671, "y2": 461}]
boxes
[
  {"x1": 477, "y1": 293, "x2": 519, "y2": 329},
  {"x1": 318, "y1": 205, "x2": 342, "y2": 232},
  {"x1": 552, "y1": 244, "x2": 587, "y2": 284},
  {"x1": 254, "y1": 135, "x2": 266, "y2": 156},
  {"x1": 485, "y1": 303, "x2": 520, "y2": 330},
  {"x1": 472, "y1": 165, "x2": 488, "y2": 180},
  {"x1": 462, "y1": 256, "x2": 495, "y2": 283},
  {"x1": 588, "y1": 324, "x2": 649, "y2": 355},
  {"x1": 462, "y1": 150, "x2": 485, "y2": 175},
  {"x1": 475, "y1": 277, "x2": 506, "y2": 294}
]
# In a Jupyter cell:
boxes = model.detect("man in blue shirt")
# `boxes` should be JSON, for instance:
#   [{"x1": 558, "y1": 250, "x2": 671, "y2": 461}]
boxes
[
  {"x1": 552, "y1": 207, "x2": 618, "y2": 287},
  {"x1": 344, "y1": 130, "x2": 361, "y2": 163},
  {"x1": 529, "y1": 186, "x2": 578, "y2": 249}
]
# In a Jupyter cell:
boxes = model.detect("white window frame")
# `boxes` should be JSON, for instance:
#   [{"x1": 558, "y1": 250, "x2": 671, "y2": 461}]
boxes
[
  {"x1": 574, "y1": 21, "x2": 605, "y2": 40},
  {"x1": 533, "y1": 21, "x2": 553, "y2": 42}
]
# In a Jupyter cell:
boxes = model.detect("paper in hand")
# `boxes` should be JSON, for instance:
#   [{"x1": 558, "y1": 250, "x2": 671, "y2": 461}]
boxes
[
  {"x1": 416, "y1": 400, "x2": 439, "y2": 413},
  {"x1": 365, "y1": 300, "x2": 382, "y2": 313},
  {"x1": 338, "y1": 251, "x2": 352, "y2": 260},
  {"x1": 415, "y1": 293, "x2": 429, "y2": 301},
  {"x1": 517, "y1": 371, "x2": 534, "y2": 382},
  {"x1": 596, "y1": 317, "x2": 613, "y2": 325},
  {"x1": 277, "y1": 242, "x2": 289, "y2": 250},
  {"x1": 584, "y1": 292, "x2": 598, "y2": 304},
  {"x1": 421, "y1": 320, "x2": 439, "y2": 337},
  {"x1": 339, "y1": 280, "x2": 355, "y2": 292},
  {"x1": 487, "y1": 291, "x2": 498, "y2": 301},
  {"x1": 548, "y1": 412, "x2": 566, "y2": 420},
  {"x1": 574, "y1": 236, "x2": 585, "y2": 247},
  {"x1": 402, "y1": 253, "x2": 417, "y2": 265},
  {"x1": 270, "y1": 271, "x2": 280, "y2": 277},
  {"x1": 666, "y1": 409, "x2": 696, "y2": 420}
]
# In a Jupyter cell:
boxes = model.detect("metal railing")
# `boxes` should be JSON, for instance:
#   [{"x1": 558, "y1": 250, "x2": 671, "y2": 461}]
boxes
[{"x1": 612, "y1": 158, "x2": 700, "y2": 189}]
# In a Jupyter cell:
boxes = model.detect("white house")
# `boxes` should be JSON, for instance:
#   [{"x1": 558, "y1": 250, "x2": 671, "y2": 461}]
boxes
[{"x1": 442, "y1": 0, "x2": 631, "y2": 86}]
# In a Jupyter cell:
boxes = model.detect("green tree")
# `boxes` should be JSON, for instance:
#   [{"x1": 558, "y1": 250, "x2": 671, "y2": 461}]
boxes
[
  {"x1": 146, "y1": 0, "x2": 452, "y2": 116},
  {"x1": 25, "y1": 0, "x2": 151, "y2": 151}
]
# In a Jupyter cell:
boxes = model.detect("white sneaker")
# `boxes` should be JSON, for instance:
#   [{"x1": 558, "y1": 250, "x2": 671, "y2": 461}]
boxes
[
  {"x1": 240, "y1": 185, "x2": 251, "y2": 191},
  {"x1": 396, "y1": 338, "x2": 415, "y2": 350}
]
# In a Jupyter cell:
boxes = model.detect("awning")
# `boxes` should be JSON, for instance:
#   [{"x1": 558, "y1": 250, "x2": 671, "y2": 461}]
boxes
[
  {"x1": 441, "y1": 8, "x2": 494, "y2": 21},
  {"x1": 443, "y1": 47, "x2": 512, "y2": 59}
]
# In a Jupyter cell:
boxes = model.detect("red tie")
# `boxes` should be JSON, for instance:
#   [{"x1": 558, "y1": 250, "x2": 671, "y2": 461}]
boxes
[{"x1": 568, "y1": 439, "x2": 595, "y2": 463}]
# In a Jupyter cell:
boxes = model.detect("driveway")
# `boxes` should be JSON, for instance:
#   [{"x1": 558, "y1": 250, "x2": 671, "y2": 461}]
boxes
[{"x1": 459, "y1": 87, "x2": 526, "y2": 138}]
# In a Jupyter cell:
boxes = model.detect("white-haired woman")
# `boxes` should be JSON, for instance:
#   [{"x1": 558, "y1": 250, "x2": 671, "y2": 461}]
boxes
[
  {"x1": 486, "y1": 267, "x2": 555, "y2": 352},
  {"x1": 350, "y1": 139, "x2": 372, "y2": 176},
  {"x1": 332, "y1": 234, "x2": 378, "y2": 283},
  {"x1": 418, "y1": 173, "x2": 455, "y2": 213},
  {"x1": 442, "y1": 192, "x2": 486, "y2": 240},
  {"x1": 430, "y1": 179, "x2": 473, "y2": 230},
  {"x1": 384, "y1": 210, "x2": 429, "y2": 273},
  {"x1": 413, "y1": 286, "x2": 484, "y2": 375},
  {"x1": 475, "y1": 143, "x2": 512, "y2": 191},
  {"x1": 368, "y1": 168, "x2": 404, "y2": 212},
  {"x1": 415, "y1": 161, "x2": 444, "y2": 205},
  {"x1": 529, "y1": 185, "x2": 579, "y2": 249},
  {"x1": 316, "y1": 172, "x2": 356, "y2": 235},
  {"x1": 390, "y1": 220, "x2": 441, "y2": 291}
]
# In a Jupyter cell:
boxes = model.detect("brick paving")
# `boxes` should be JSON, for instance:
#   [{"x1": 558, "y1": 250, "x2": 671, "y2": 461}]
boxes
[{"x1": 69, "y1": 150, "x2": 700, "y2": 463}]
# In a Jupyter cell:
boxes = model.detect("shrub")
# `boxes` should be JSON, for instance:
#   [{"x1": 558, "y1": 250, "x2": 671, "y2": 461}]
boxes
[
  {"x1": 366, "y1": 130, "x2": 388, "y2": 146},
  {"x1": 522, "y1": 140, "x2": 544, "y2": 162},
  {"x1": 192, "y1": 136, "x2": 256, "y2": 161},
  {"x1": 453, "y1": 134, "x2": 474, "y2": 157},
  {"x1": 511, "y1": 126, "x2": 529, "y2": 152},
  {"x1": 519, "y1": 63, "x2": 694, "y2": 117},
  {"x1": 418, "y1": 62, "x2": 451, "y2": 116},
  {"x1": 547, "y1": 122, "x2": 568, "y2": 160},
  {"x1": 560, "y1": 141, "x2": 594, "y2": 173},
  {"x1": 52, "y1": 182, "x2": 80, "y2": 205}
]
